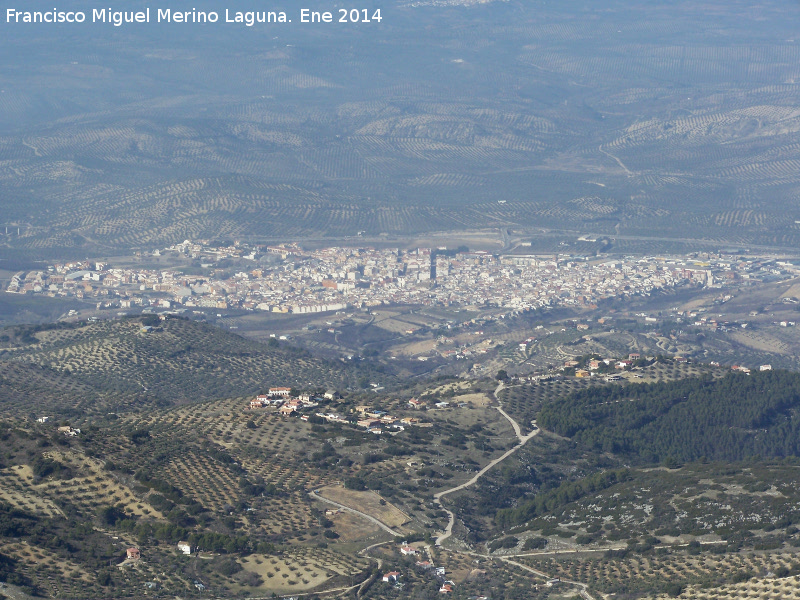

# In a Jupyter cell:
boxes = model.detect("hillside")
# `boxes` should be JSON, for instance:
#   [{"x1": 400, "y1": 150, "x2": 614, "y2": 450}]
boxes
[
  {"x1": 537, "y1": 370, "x2": 800, "y2": 464},
  {"x1": 0, "y1": 316, "x2": 392, "y2": 417}
]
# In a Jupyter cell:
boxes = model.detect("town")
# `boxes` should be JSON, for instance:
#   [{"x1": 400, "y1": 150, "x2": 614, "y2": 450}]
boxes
[{"x1": 6, "y1": 241, "x2": 798, "y2": 317}]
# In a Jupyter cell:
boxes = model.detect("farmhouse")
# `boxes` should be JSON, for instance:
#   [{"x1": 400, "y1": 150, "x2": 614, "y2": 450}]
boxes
[
  {"x1": 268, "y1": 387, "x2": 292, "y2": 396},
  {"x1": 126, "y1": 548, "x2": 140, "y2": 560},
  {"x1": 177, "y1": 541, "x2": 192, "y2": 555},
  {"x1": 382, "y1": 571, "x2": 400, "y2": 583},
  {"x1": 57, "y1": 426, "x2": 81, "y2": 436},
  {"x1": 400, "y1": 544, "x2": 418, "y2": 556}
]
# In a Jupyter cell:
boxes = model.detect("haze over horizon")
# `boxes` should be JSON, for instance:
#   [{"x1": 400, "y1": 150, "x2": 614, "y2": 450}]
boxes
[{"x1": 1, "y1": 0, "x2": 800, "y2": 256}]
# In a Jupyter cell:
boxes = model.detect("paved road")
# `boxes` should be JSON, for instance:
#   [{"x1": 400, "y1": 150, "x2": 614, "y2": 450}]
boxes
[
  {"x1": 309, "y1": 490, "x2": 404, "y2": 537},
  {"x1": 434, "y1": 382, "x2": 539, "y2": 546}
]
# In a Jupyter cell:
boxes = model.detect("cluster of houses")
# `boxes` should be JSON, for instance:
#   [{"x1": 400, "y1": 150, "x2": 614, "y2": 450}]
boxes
[
  {"x1": 248, "y1": 389, "x2": 431, "y2": 434},
  {"x1": 34, "y1": 417, "x2": 82, "y2": 436},
  {"x1": 382, "y1": 543, "x2": 457, "y2": 594},
  {"x1": 561, "y1": 352, "x2": 647, "y2": 379},
  {"x1": 355, "y1": 405, "x2": 420, "y2": 434},
  {"x1": 249, "y1": 387, "x2": 322, "y2": 415},
  {"x1": 57, "y1": 425, "x2": 81, "y2": 437}
]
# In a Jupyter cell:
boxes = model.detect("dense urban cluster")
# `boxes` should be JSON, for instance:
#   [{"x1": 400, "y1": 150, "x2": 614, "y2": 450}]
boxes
[{"x1": 6, "y1": 240, "x2": 798, "y2": 314}]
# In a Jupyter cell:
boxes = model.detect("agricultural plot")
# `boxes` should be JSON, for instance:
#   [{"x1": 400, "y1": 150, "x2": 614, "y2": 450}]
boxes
[
  {"x1": 498, "y1": 379, "x2": 598, "y2": 431},
  {"x1": 162, "y1": 452, "x2": 243, "y2": 513},
  {"x1": 328, "y1": 510, "x2": 382, "y2": 542},
  {"x1": 316, "y1": 485, "x2": 411, "y2": 529},
  {"x1": 244, "y1": 457, "x2": 332, "y2": 493},
  {"x1": 255, "y1": 491, "x2": 318, "y2": 537},
  {"x1": 0, "y1": 465, "x2": 63, "y2": 518},
  {"x1": 239, "y1": 547, "x2": 369, "y2": 594},
  {"x1": 0, "y1": 540, "x2": 97, "y2": 598},
  {"x1": 0, "y1": 317, "x2": 384, "y2": 417},
  {"x1": 523, "y1": 551, "x2": 800, "y2": 598},
  {"x1": 0, "y1": 452, "x2": 162, "y2": 519},
  {"x1": 661, "y1": 574, "x2": 800, "y2": 600}
]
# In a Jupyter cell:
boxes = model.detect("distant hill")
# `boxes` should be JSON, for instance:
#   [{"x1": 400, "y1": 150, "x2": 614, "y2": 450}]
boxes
[
  {"x1": 3, "y1": 2, "x2": 800, "y2": 254},
  {"x1": 0, "y1": 316, "x2": 390, "y2": 416}
]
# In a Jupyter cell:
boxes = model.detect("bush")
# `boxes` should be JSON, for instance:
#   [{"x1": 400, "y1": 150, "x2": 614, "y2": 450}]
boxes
[
  {"x1": 488, "y1": 536, "x2": 518, "y2": 552},
  {"x1": 216, "y1": 558, "x2": 242, "y2": 577},
  {"x1": 522, "y1": 537, "x2": 547, "y2": 551},
  {"x1": 664, "y1": 582, "x2": 685, "y2": 597}
]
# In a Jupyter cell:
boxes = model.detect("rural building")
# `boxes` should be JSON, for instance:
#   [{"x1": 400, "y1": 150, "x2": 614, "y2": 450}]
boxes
[
  {"x1": 400, "y1": 544, "x2": 418, "y2": 556},
  {"x1": 126, "y1": 548, "x2": 140, "y2": 560},
  {"x1": 382, "y1": 571, "x2": 400, "y2": 583},
  {"x1": 177, "y1": 542, "x2": 192, "y2": 555},
  {"x1": 268, "y1": 387, "x2": 291, "y2": 396},
  {"x1": 58, "y1": 426, "x2": 81, "y2": 436}
]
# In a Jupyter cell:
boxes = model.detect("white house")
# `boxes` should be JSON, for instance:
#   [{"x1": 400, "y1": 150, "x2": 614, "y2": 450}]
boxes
[{"x1": 177, "y1": 541, "x2": 192, "y2": 555}]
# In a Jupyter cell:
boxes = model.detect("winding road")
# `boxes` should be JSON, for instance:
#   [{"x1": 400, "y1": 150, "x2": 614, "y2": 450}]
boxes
[
  {"x1": 308, "y1": 490, "x2": 404, "y2": 537},
  {"x1": 497, "y1": 556, "x2": 598, "y2": 600},
  {"x1": 433, "y1": 382, "x2": 539, "y2": 546}
]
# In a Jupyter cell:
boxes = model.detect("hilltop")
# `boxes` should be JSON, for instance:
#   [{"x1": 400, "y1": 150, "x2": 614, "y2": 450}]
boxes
[{"x1": 0, "y1": 316, "x2": 392, "y2": 417}]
